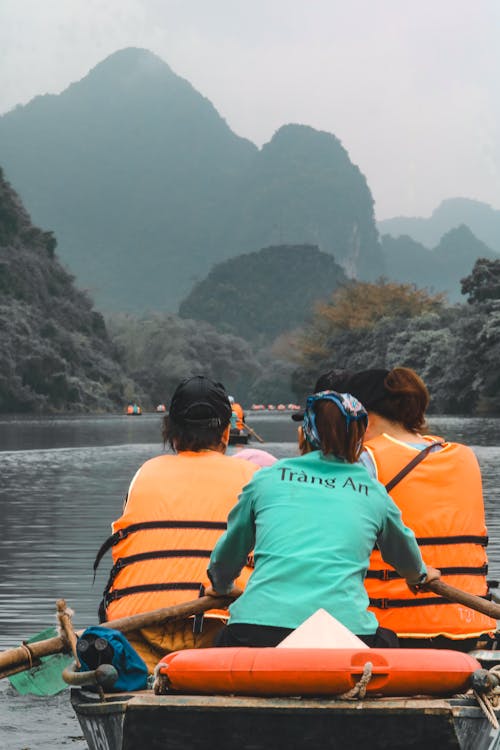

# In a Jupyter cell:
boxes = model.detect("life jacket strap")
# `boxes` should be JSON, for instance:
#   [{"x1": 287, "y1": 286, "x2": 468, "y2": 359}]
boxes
[
  {"x1": 93, "y1": 520, "x2": 227, "y2": 577},
  {"x1": 103, "y1": 549, "x2": 212, "y2": 594},
  {"x1": 99, "y1": 582, "x2": 203, "y2": 622},
  {"x1": 416, "y1": 535, "x2": 488, "y2": 546},
  {"x1": 370, "y1": 594, "x2": 491, "y2": 609},
  {"x1": 385, "y1": 440, "x2": 445, "y2": 492},
  {"x1": 366, "y1": 563, "x2": 488, "y2": 581}
]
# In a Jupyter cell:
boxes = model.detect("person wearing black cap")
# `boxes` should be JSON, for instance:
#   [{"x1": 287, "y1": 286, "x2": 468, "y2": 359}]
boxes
[
  {"x1": 96, "y1": 376, "x2": 258, "y2": 671},
  {"x1": 347, "y1": 366, "x2": 495, "y2": 650}
]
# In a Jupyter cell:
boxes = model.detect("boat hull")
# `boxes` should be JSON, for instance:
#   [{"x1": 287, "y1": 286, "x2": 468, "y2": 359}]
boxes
[{"x1": 71, "y1": 689, "x2": 500, "y2": 750}]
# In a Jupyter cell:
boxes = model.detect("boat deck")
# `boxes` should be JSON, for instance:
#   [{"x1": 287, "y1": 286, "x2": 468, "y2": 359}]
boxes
[{"x1": 71, "y1": 689, "x2": 500, "y2": 750}]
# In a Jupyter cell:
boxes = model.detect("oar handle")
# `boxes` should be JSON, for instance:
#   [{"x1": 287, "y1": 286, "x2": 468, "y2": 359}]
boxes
[
  {"x1": 243, "y1": 424, "x2": 265, "y2": 443},
  {"x1": 0, "y1": 593, "x2": 240, "y2": 679},
  {"x1": 428, "y1": 579, "x2": 500, "y2": 620},
  {"x1": 62, "y1": 661, "x2": 118, "y2": 689},
  {"x1": 99, "y1": 593, "x2": 239, "y2": 634}
]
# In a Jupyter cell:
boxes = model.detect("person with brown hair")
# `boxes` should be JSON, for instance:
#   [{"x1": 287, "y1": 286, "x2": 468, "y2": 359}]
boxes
[
  {"x1": 207, "y1": 390, "x2": 438, "y2": 648},
  {"x1": 347, "y1": 366, "x2": 495, "y2": 649}
]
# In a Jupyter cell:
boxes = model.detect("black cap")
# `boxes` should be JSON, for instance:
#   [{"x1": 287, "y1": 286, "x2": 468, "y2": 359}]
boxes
[
  {"x1": 169, "y1": 376, "x2": 232, "y2": 428},
  {"x1": 346, "y1": 369, "x2": 390, "y2": 410},
  {"x1": 291, "y1": 369, "x2": 355, "y2": 422}
]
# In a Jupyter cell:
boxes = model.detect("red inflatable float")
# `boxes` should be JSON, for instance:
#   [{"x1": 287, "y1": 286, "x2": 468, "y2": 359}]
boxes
[{"x1": 157, "y1": 647, "x2": 481, "y2": 697}]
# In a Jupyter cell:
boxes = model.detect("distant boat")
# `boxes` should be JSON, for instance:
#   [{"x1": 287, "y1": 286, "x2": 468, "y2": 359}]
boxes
[
  {"x1": 156, "y1": 404, "x2": 166, "y2": 413},
  {"x1": 126, "y1": 404, "x2": 142, "y2": 415}
]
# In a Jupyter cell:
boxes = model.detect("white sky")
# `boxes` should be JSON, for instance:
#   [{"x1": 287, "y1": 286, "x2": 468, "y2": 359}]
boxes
[{"x1": 0, "y1": 0, "x2": 498, "y2": 219}]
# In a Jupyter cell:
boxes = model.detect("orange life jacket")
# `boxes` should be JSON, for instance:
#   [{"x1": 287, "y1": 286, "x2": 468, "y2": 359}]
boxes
[
  {"x1": 95, "y1": 451, "x2": 257, "y2": 621},
  {"x1": 232, "y1": 403, "x2": 245, "y2": 430},
  {"x1": 364, "y1": 434, "x2": 495, "y2": 639}
]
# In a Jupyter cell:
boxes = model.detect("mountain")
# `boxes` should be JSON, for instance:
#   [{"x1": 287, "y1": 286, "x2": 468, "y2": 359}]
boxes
[
  {"x1": 378, "y1": 198, "x2": 500, "y2": 252},
  {"x1": 179, "y1": 244, "x2": 347, "y2": 343},
  {"x1": 0, "y1": 48, "x2": 381, "y2": 312},
  {"x1": 226, "y1": 125, "x2": 383, "y2": 282},
  {"x1": 0, "y1": 168, "x2": 132, "y2": 412},
  {"x1": 381, "y1": 225, "x2": 498, "y2": 301}
]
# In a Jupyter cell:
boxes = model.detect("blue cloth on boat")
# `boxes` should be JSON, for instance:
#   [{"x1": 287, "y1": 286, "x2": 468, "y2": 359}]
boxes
[{"x1": 77, "y1": 626, "x2": 148, "y2": 691}]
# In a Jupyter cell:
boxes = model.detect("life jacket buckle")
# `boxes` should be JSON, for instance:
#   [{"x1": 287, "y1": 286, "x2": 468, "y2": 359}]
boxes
[
  {"x1": 379, "y1": 598, "x2": 389, "y2": 609},
  {"x1": 382, "y1": 569, "x2": 391, "y2": 581}
]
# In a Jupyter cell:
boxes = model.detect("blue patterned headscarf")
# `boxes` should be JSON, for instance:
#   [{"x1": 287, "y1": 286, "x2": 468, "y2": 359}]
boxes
[{"x1": 302, "y1": 390, "x2": 368, "y2": 449}]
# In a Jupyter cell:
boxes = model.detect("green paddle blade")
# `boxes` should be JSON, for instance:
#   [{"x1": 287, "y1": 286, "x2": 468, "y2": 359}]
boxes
[{"x1": 8, "y1": 627, "x2": 73, "y2": 696}]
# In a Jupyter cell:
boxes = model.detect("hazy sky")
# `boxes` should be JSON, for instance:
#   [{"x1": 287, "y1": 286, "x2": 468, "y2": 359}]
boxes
[{"x1": 1, "y1": 0, "x2": 499, "y2": 219}]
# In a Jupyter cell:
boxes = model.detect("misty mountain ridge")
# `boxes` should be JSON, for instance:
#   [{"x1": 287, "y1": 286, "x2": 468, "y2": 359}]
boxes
[
  {"x1": 378, "y1": 197, "x2": 500, "y2": 252},
  {"x1": 381, "y1": 224, "x2": 499, "y2": 302},
  {"x1": 0, "y1": 47, "x2": 381, "y2": 313}
]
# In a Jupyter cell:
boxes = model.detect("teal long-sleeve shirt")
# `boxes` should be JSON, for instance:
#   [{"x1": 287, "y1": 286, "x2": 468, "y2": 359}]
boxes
[{"x1": 208, "y1": 451, "x2": 426, "y2": 635}]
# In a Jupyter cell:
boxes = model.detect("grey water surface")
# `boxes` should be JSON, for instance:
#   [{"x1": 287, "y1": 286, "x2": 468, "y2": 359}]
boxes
[{"x1": 0, "y1": 413, "x2": 499, "y2": 749}]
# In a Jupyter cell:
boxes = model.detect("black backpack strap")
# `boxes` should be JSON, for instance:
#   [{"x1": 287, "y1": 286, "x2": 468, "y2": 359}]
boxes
[{"x1": 385, "y1": 441, "x2": 445, "y2": 492}]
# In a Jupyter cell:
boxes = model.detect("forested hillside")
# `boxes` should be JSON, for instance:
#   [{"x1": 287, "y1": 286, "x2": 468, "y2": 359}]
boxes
[
  {"x1": 179, "y1": 244, "x2": 347, "y2": 343},
  {"x1": 107, "y1": 313, "x2": 261, "y2": 406},
  {"x1": 0, "y1": 170, "x2": 133, "y2": 412},
  {"x1": 291, "y1": 260, "x2": 500, "y2": 415},
  {"x1": 0, "y1": 48, "x2": 381, "y2": 312}
]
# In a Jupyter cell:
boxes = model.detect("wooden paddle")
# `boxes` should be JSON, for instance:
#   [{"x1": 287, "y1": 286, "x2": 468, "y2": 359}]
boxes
[
  {"x1": 427, "y1": 579, "x2": 500, "y2": 620},
  {"x1": 242, "y1": 423, "x2": 265, "y2": 443},
  {"x1": 0, "y1": 593, "x2": 237, "y2": 680}
]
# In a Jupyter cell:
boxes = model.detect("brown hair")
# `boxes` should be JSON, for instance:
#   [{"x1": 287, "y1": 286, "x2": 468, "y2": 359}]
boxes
[
  {"x1": 313, "y1": 400, "x2": 366, "y2": 462},
  {"x1": 377, "y1": 367, "x2": 429, "y2": 432}
]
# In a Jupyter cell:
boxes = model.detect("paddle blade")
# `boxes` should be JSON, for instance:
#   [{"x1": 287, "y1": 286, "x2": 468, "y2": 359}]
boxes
[{"x1": 8, "y1": 628, "x2": 73, "y2": 696}]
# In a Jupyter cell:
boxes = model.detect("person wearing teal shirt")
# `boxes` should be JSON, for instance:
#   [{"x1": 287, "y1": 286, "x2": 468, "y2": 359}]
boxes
[{"x1": 207, "y1": 390, "x2": 440, "y2": 648}]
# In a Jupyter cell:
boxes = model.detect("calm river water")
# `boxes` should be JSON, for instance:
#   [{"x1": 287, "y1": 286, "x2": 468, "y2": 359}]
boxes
[{"x1": 0, "y1": 412, "x2": 499, "y2": 749}]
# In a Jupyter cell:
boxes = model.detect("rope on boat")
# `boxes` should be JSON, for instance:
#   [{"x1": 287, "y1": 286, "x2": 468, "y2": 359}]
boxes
[
  {"x1": 19, "y1": 642, "x2": 35, "y2": 670},
  {"x1": 473, "y1": 664, "x2": 500, "y2": 730},
  {"x1": 338, "y1": 661, "x2": 373, "y2": 700},
  {"x1": 153, "y1": 662, "x2": 169, "y2": 695}
]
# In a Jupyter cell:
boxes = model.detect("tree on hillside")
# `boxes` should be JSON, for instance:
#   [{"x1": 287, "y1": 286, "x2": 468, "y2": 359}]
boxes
[
  {"x1": 296, "y1": 280, "x2": 445, "y2": 364},
  {"x1": 461, "y1": 257, "x2": 500, "y2": 304}
]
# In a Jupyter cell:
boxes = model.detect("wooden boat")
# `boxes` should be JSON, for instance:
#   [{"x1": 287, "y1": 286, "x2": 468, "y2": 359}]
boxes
[
  {"x1": 228, "y1": 429, "x2": 249, "y2": 445},
  {"x1": 71, "y1": 687, "x2": 500, "y2": 750}
]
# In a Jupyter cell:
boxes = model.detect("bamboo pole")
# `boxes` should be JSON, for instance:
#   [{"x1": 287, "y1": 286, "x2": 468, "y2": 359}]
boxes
[
  {"x1": 242, "y1": 424, "x2": 265, "y2": 443},
  {"x1": 0, "y1": 594, "x2": 235, "y2": 679},
  {"x1": 428, "y1": 579, "x2": 500, "y2": 619}
]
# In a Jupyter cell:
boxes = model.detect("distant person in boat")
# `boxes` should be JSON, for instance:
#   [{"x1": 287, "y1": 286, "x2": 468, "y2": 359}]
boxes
[
  {"x1": 95, "y1": 375, "x2": 258, "y2": 671},
  {"x1": 346, "y1": 367, "x2": 496, "y2": 650},
  {"x1": 229, "y1": 395, "x2": 245, "y2": 431},
  {"x1": 207, "y1": 389, "x2": 439, "y2": 648}
]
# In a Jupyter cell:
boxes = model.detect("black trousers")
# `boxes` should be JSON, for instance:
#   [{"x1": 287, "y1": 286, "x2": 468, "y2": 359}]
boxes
[
  {"x1": 215, "y1": 623, "x2": 399, "y2": 648},
  {"x1": 399, "y1": 636, "x2": 478, "y2": 651}
]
